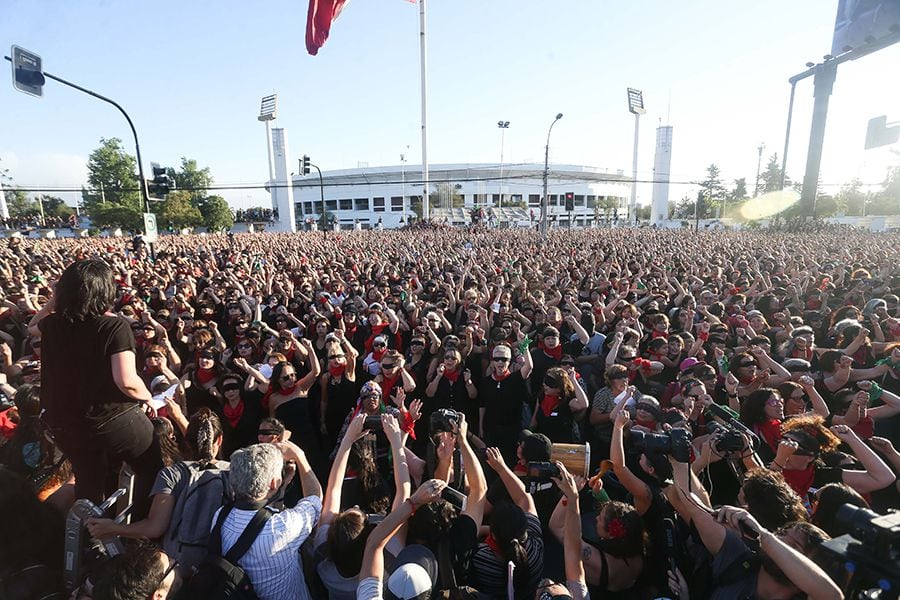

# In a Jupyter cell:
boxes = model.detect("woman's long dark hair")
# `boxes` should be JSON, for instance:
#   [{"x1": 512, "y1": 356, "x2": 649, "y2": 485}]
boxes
[
  {"x1": 489, "y1": 503, "x2": 531, "y2": 599},
  {"x1": 348, "y1": 439, "x2": 390, "y2": 514},
  {"x1": 740, "y1": 388, "x2": 778, "y2": 426},
  {"x1": 55, "y1": 259, "x2": 116, "y2": 322},
  {"x1": 185, "y1": 408, "x2": 222, "y2": 467}
]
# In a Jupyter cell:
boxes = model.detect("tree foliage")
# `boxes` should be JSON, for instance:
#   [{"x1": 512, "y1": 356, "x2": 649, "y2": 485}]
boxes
[
  {"x1": 697, "y1": 164, "x2": 727, "y2": 218},
  {"x1": 759, "y1": 153, "x2": 789, "y2": 195},
  {"x1": 90, "y1": 205, "x2": 143, "y2": 231},
  {"x1": 168, "y1": 158, "x2": 212, "y2": 208},
  {"x1": 201, "y1": 195, "x2": 234, "y2": 232},
  {"x1": 6, "y1": 187, "x2": 36, "y2": 217},
  {"x1": 159, "y1": 190, "x2": 202, "y2": 231},
  {"x1": 84, "y1": 138, "x2": 142, "y2": 215}
]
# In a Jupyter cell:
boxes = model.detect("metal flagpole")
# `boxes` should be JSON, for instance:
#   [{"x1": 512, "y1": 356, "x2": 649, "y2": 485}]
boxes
[{"x1": 419, "y1": 0, "x2": 429, "y2": 221}]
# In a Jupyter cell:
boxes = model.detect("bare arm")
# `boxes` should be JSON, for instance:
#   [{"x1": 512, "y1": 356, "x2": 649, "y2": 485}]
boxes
[{"x1": 111, "y1": 350, "x2": 152, "y2": 403}]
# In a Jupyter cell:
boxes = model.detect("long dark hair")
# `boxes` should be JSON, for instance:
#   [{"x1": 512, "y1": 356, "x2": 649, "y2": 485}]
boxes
[
  {"x1": 55, "y1": 259, "x2": 116, "y2": 322},
  {"x1": 740, "y1": 388, "x2": 778, "y2": 426},
  {"x1": 489, "y1": 503, "x2": 531, "y2": 598},
  {"x1": 185, "y1": 408, "x2": 222, "y2": 467}
]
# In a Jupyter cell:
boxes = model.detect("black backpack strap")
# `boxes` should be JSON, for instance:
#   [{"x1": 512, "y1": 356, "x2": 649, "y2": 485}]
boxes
[
  {"x1": 208, "y1": 504, "x2": 234, "y2": 553},
  {"x1": 223, "y1": 508, "x2": 273, "y2": 563}
]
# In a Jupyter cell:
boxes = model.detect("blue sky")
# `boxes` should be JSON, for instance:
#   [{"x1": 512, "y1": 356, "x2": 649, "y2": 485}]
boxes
[{"x1": 2, "y1": 0, "x2": 899, "y2": 209}]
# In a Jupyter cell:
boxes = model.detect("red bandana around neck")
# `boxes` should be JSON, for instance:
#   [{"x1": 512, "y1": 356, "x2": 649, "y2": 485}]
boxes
[
  {"x1": 197, "y1": 368, "x2": 216, "y2": 385},
  {"x1": 223, "y1": 399, "x2": 245, "y2": 428},
  {"x1": 443, "y1": 368, "x2": 461, "y2": 384},
  {"x1": 540, "y1": 392, "x2": 560, "y2": 416},
  {"x1": 542, "y1": 344, "x2": 563, "y2": 361},
  {"x1": 329, "y1": 364, "x2": 347, "y2": 378}
]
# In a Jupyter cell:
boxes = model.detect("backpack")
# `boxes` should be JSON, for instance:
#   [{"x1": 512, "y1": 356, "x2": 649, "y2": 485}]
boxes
[
  {"x1": 167, "y1": 462, "x2": 230, "y2": 572},
  {"x1": 180, "y1": 504, "x2": 272, "y2": 600}
]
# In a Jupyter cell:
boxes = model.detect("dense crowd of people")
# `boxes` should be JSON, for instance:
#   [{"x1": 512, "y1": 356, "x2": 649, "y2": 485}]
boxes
[{"x1": 1, "y1": 226, "x2": 899, "y2": 600}]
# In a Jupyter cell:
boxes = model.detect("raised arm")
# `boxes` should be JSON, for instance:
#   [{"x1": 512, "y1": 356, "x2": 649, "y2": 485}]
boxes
[
  {"x1": 611, "y1": 411, "x2": 652, "y2": 514},
  {"x1": 320, "y1": 413, "x2": 366, "y2": 526},
  {"x1": 831, "y1": 424, "x2": 896, "y2": 495},
  {"x1": 484, "y1": 447, "x2": 536, "y2": 515}
]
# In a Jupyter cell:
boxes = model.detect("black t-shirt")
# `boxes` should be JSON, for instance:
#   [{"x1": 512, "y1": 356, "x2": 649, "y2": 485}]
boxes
[
  {"x1": 39, "y1": 314, "x2": 137, "y2": 428},
  {"x1": 478, "y1": 373, "x2": 528, "y2": 434}
]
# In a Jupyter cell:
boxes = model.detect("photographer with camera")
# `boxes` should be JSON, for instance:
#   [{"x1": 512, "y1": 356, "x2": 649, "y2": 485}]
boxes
[
  {"x1": 610, "y1": 410, "x2": 682, "y2": 592},
  {"x1": 668, "y1": 466, "x2": 843, "y2": 600}
]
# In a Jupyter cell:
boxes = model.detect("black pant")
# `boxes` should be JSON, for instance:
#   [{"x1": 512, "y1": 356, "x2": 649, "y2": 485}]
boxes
[{"x1": 53, "y1": 405, "x2": 161, "y2": 520}]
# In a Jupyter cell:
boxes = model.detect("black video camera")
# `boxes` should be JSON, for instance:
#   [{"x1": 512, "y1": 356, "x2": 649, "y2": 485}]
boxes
[
  {"x1": 430, "y1": 408, "x2": 460, "y2": 436},
  {"x1": 630, "y1": 427, "x2": 693, "y2": 463},
  {"x1": 707, "y1": 421, "x2": 746, "y2": 455},
  {"x1": 527, "y1": 461, "x2": 561, "y2": 484}
]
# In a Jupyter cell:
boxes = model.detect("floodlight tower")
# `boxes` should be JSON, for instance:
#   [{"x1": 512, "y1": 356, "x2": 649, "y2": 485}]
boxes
[
  {"x1": 258, "y1": 94, "x2": 278, "y2": 212},
  {"x1": 627, "y1": 88, "x2": 646, "y2": 225}
]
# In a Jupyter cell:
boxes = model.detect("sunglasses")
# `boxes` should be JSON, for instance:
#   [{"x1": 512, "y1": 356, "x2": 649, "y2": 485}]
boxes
[
  {"x1": 223, "y1": 384, "x2": 241, "y2": 392},
  {"x1": 258, "y1": 429, "x2": 279, "y2": 436},
  {"x1": 492, "y1": 356, "x2": 510, "y2": 362},
  {"x1": 373, "y1": 343, "x2": 386, "y2": 348},
  {"x1": 279, "y1": 338, "x2": 292, "y2": 343},
  {"x1": 561, "y1": 361, "x2": 575, "y2": 367},
  {"x1": 443, "y1": 355, "x2": 458, "y2": 360},
  {"x1": 237, "y1": 343, "x2": 253, "y2": 349},
  {"x1": 146, "y1": 352, "x2": 164, "y2": 359},
  {"x1": 281, "y1": 372, "x2": 297, "y2": 380},
  {"x1": 410, "y1": 340, "x2": 425, "y2": 346},
  {"x1": 328, "y1": 354, "x2": 345, "y2": 360},
  {"x1": 199, "y1": 353, "x2": 215, "y2": 360}
]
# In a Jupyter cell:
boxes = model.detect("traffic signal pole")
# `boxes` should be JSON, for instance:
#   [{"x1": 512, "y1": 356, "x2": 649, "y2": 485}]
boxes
[{"x1": 5, "y1": 57, "x2": 151, "y2": 214}]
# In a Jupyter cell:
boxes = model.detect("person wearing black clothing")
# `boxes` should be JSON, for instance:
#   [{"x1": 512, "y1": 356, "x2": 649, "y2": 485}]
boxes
[
  {"x1": 216, "y1": 372, "x2": 263, "y2": 457},
  {"x1": 34, "y1": 259, "x2": 162, "y2": 519},
  {"x1": 479, "y1": 344, "x2": 533, "y2": 465},
  {"x1": 531, "y1": 367, "x2": 589, "y2": 444}
]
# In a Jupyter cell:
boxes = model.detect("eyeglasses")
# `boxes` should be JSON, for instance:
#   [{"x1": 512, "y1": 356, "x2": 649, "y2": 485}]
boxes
[
  {"x1": 765, "y1": 396, "x2": 782, "y2": 407},
  {"x1": 738, "y1": 362, "x2": 756, "y2": 368},
  {"x1": 492, "y1": 356, "x2": 510, "y2": 363},
  {"x1": 328, "y1": 354, "x2": 345, "y2": 360},
  {"x1": 237, "y1": 343, "x2": 253, "y2": 349}
]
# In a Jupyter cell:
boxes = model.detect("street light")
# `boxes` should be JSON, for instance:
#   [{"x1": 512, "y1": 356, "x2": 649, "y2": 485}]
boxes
[
  {"x1": 497, "y1": 120, "x2": 509, "y2": 210},
  {"x1": 627, "y1": 88, "x2": 645, "y2": 226},
  {"x1": 541, "y1": 113, "x2": 563, "y2": 238}
]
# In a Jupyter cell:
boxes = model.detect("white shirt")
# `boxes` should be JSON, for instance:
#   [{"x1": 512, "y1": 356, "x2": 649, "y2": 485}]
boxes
[{"x1": 214, "y1": 496, "x2": 322, "y2": 600}]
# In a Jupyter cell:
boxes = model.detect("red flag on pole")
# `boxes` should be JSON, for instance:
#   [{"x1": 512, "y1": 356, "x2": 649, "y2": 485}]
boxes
[{"x1": 306, "y1": 0, "x2": 349, "y2": 55}]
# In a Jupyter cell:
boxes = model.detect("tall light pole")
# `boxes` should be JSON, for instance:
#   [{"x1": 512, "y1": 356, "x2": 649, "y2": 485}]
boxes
[
  {"x1": 541, "y1": 113, "x2": 563, "y2": 238},
  {"x1": 754, "y1": 142, "x2": 765, "y2": 197},
  {"x1": 258, "y1": 95, "x2": 278, "y2": 212},
  {"x1": 627, "y1": 88, "x2": 645, "y2": 226},
  {"x1": 497, "y1": 120, "x2": 509, "y2": 209}
]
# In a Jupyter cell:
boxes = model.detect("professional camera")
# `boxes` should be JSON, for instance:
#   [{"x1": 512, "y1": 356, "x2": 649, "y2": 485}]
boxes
[
  {"x1": 820, "y1": 504, "x2": 900, "y2": 599},
  {"x1": 526, "y1": 461, "x2": 561, "y2": 483},
  {"x1": 430, "y1": 408, "x2": 460, "y2": 436},
  {"x1": 707, "y1": 421, "x2": 746, "y2": 455},
  {"x1": 630, "y1": 427, "x2": 693, "y2": 463}
]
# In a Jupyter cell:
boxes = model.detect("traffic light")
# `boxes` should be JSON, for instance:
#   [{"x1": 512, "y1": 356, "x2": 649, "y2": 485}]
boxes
[
  {"x1": 300, "y1": 155, "x2": 312, "y2": 175},
  {"x1": 564, "y1": 191, "x2": 574, "y2": 212},
  {"x1": 148, "y1": 163, "x2": 176, "y2": 198},
  {"x1": 11, "y1": 45, "x2": 45, "y2": 98}
]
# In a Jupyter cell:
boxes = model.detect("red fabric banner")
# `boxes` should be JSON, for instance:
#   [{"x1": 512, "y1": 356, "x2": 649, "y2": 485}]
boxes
[{"x1": 306, "y1": 0, "x2": 349, "y2": 56}]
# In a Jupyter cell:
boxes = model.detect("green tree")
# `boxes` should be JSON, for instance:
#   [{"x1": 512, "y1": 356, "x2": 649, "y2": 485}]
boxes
[
  {"x1": 37, "y1": 195, "x2": 74, "y2": 219},
  {"x1": 201, "y1": 195, "x2": 234, "y2": 231},
  {"x1": 835, "y1": 178, "x2": 866, "y2": 216},
  {"x1": 84, "y1": 138, "x2": 142, "y2": 215},
  {"x1": 730, "y1": 178, "x2": 748, "y2": 201},
  {"x1": 90, "y1": 205, "x2": 143, "y2": 231},
  {"x1": 169, "y1": 157, "x2": 213, "y2": 208},
  {"x1": 698, "y1": 164, "x2": 727, "y2": 218},
  {"x1": 159, "y1": 190, "x2": 203, "y2": 230},
  {"x1": 759, "y1": 153, "x2": 789, "y2": 194},
  {"x1": 6, "y1": 187, "x2": 38, "y2": 217}
]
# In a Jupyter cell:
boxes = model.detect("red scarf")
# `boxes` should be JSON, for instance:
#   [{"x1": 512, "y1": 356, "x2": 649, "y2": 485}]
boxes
[
  {"x1": 223, "y1": 399, "x2": 245, "y2": 428},
  {"x1": 443, "y1": 368, "x2": 461, "y2": 384},
  {"x1": 651, "y1": 330, "x2": 669, "y2": 339},
  {"x1": 197, "y1": 368, "x2": 216, "y2": 385},
  {"x1": 755, "y1": 419, "x2": 783, "y2": 455},
  {"x1": 542, "y1": 344, "x2": 563, "y2": 361},
  {"x1": 540, "y1": 392, "x2": 560, "y2": 417},
  {"x1": 782, "y1": 463, "x2": 816, "y2": 498},
  {"x1": 372, "y1": 349, "x2": 386, "y2": 363},
  {"x1": 381, "y1": 373, "x2": 400, "y2": 398},
  {"x1": 329, "y1": 364, "x2": 346, "y2": 378},
  {"x1": 484, "y1": 533, "x2": 503, "y2": 557},
  {"x1": 262, "y1": 381, "x2": 300, "y2": 413},
  {"x1": 492, "y1": 369, "x2": 511, "y2": 384}
]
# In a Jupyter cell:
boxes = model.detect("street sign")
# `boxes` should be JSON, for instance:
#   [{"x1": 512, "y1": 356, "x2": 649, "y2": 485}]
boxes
[
  {"x1": 143, "y1": 213, "x2": 158, "y2": 243},
  {"x1": 10, "y1": 45, "x2": 45, "y2": 97}
]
